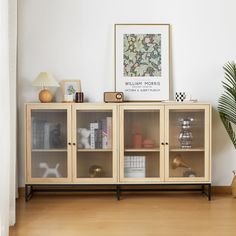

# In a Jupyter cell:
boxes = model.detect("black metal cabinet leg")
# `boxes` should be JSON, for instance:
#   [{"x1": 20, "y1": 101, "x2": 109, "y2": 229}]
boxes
[
  {"x1": 208, "y1": 184, "x2": 211, "y2": 201},
  {"x1": 201, "y1": 185, "x2": 205, "y2": 194},
  {"x1": 25, "y1": 185, "x2": 33, "y2": 202},
  {"x1": 24, "y1": 184, "x2": 212, "y2": 201},
  {"x1": 116, "y1": 185, "x2": 121, "y2": 201},
  {"x1": 25, "y1": 185, "x2": 28, "y2": 202}
]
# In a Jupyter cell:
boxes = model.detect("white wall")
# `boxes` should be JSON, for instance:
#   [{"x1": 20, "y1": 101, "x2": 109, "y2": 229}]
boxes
[{"x1": 18, "y1": 0, "x2": 236, "y2": 186}]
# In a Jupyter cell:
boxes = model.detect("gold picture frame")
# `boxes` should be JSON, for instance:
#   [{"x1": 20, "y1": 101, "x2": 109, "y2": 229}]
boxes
[
  {"x1": 61, "y1": 80, "x2": 81, "y2": 102},
  {"x1": 114, "y1": 24, "x2": 170, "y2": 101}
]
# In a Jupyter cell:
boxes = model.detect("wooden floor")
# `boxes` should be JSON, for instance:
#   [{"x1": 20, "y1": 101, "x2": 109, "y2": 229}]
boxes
[{"x1": 10, "y1": 192, "x2": 236, "y2": 236}]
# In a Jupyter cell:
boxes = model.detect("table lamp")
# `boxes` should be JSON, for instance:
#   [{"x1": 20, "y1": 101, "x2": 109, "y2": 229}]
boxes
[{"x1": 32, "y1": 72, "x2": 59, "y2": 103}]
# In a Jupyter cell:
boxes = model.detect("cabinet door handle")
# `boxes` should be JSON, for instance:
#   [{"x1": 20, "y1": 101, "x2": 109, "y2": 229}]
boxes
[
  {"x1": 68, "y1": 142, "x2": 71, "y2": 145},
  {"x1": 73, "y1": 143, "x2": 76, "y2": 146},
  {"x1": 161, "y1": 142, "x2": 165, "y2": 145},
  {"x1": 165, "y1": 142, "x2": 168, "y2": 145}
]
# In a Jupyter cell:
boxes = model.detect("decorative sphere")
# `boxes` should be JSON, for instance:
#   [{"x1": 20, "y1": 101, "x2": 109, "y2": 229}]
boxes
[
  {"x1": 39, "y1": 89, "x2": 53, "y2": 103},
  {"x1": 89, "y1": 165, "x2": 104, "y2": 178}
]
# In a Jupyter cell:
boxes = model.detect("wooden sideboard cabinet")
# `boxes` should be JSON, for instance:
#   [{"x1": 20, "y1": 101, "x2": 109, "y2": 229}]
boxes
[{"x1": 25, "y1": 102, "x2": 211, "y2": 200}]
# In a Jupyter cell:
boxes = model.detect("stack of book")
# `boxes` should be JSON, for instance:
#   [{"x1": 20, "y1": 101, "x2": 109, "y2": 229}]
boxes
[
  {"x1": 89, "y1": 117, "x2": 112, "y2": 149},
  {"x1": 124, "y1": 156, "x2": 146, "y2": 178},
  {"x1": 32, "y1": 118, "x2": 62, "y2": 149}
]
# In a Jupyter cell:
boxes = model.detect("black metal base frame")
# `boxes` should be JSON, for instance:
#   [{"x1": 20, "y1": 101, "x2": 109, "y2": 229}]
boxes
[{"x1": 25, "y1": 183, "x2": 211, "y2": 202}]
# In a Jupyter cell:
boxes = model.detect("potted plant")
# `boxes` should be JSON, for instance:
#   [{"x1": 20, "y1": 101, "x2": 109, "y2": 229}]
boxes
[{"x1": 218, "y1": 61, "x2": 236, "y2": 197}]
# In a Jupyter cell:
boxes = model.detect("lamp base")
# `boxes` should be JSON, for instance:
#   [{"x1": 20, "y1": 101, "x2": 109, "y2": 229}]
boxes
[{"x1": 39, "y1": 89, "x2": 53, "y2": 103}]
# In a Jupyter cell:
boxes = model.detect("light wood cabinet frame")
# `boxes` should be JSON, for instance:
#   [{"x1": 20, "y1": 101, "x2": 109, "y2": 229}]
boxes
[
  {"x1": 164, "y1": 104, "x2": 211, "y2": 183},
  {"x1": 72, "y1": 103, "x2": 118, "y2": 183},
  {"x1": 25, "y1": 103, "x2": 72, "y2": 184},
  {"x1": 25, "y1": 102, "x2": 211, "y2": 185},
  {"x1": 119, "y1": 104, "x2": 165, "y2": 183}
]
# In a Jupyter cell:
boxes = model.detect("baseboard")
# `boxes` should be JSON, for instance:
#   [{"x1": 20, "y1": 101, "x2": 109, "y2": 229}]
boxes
[
  {"x1": 211, "y1": 186, "x2": 231, "y2": 194},
  {"x1": 18, "y1": 185, "x2": 232, "y2": 198},
  {"x1": 18, "y1": 187, "x2": 25, "y2": 197}
]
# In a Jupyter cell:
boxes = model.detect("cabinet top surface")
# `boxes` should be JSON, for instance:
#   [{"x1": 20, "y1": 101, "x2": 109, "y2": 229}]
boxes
[{"x1": 25, "y1": 101, "x2": 211, "y2": 106}]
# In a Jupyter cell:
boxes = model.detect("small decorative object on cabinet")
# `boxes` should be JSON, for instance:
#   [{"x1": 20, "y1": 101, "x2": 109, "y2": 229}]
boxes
[
  {"x1": 172, "y1": 155, "x2": 196, "y2": 177},
  {"x1": 78, "y1": 128, "x2": 91, "y2": 148},
  {"x1": 32, "y1": 72, "x2": 59, "y2": 103},
  {"x1": 104, "y1": 92, "x2": 124, "y2": 103},
  {"x1": 39, "y1": 162, "x2": 61, "y2": 178},
  {"x1": 25, "y1": 102, "x2": 211, "y2": 201},
  {"x1": 89, "y1": 165, "x2": 104, "y2": 178},
  {"x1": 61, "y1": 80, "x2": 81, "y2": 102},
  {"x1": 75, "y1": 92, "x2": 84, "y2": 103},
  {"x1": 132, "y1": 122, "x2": 142, "y2": 149},
  {"x1": 178, "y1": 117, "x2": 194, "y2": 148}
]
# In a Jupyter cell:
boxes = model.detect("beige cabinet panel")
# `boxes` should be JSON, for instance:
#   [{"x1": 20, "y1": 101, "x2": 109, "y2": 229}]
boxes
[
  {"x1": 119, "y1": 105, "x2": 165, "y2": 182},
  {"x1": 164, "y1": 104, "x2": 211, "y2": 182},
  {"x1": 72, "y1": 104, "x2": 118, "y2": 183},
  {"x1": 26, "y1": 103, "x2": 72, "y2": 183}
]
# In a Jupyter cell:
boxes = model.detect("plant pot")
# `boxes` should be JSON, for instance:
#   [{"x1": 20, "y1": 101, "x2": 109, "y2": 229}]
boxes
[{"x1": 232, "y1": 170, "x2": 236, "y2": 197}]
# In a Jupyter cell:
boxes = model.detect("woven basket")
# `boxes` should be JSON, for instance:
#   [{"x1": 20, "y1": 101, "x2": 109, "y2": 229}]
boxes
[{"x1": 232, "y1": 171, "x2": 236, "y2": 197}]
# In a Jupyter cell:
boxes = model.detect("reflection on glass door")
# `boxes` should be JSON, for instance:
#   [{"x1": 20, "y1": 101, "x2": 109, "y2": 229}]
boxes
[
  {"x1": 121, "y1": 106, "x2": 164, "y2": 181},
  {"x1": 168, "y1": 108, "x2": 206, "y2": 179},
  {"x1": 74, "y1": 107, "x2": 116, "y2": 181},
  {"x1": 31, "y1": 109, "x2": 68, "y2": 179}
]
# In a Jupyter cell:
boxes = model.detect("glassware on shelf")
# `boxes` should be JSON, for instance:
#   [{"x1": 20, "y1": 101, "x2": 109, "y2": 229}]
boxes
[{"x1": 178, "y1": 117, "x2": 194, "y2": 149}]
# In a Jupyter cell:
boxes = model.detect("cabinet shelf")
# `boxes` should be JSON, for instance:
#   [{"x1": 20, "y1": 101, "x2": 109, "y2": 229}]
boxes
[
  {"x1": 32, "y1": 149, "x2": 67, "y2": 152},
  {"x1": 77, "y1": 148, "x2": 112, "y2": 152},
  {"x1": 124, "y1": 148, "x2": 160, "y2": 152},
  {"x1": 170, "y1": 148, "x2": 205, "y2": 152}
]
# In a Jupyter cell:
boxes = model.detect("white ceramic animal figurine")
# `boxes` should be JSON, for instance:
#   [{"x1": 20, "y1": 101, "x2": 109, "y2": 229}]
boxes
[
  {"x1": 78, "y1": 128, "x2": 91, "y2": 148},
  {"x1": 39, "y1": 162, "x2": 61, "y2": 178}
]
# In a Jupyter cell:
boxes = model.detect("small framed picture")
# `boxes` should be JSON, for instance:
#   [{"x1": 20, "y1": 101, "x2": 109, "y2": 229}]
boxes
[{"x1": 61, "y1": 80, "x2": 81, "y2": 102}]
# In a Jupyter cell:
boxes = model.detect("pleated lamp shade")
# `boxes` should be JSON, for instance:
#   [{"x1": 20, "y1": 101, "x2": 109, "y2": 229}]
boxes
[
  {"x1": 32, "y1": 72, "x2": 59, "y2": 103},
  {"x1": 32, "y1": 72, "x2": 59, "y2": 88}
]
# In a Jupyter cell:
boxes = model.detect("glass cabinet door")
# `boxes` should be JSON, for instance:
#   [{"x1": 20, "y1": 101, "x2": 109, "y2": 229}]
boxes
[
  {"x1": 120, "y1": 105, "x2": 164, "y2": 182},
  {"x1": 165, "y1": 105, "x2": 210, "y2": 182},
  {"x1": 27, "y1": 104, "x2": 71, "y2": 182},
  {"x1": 73, "y1": 104, "x2": 117, "y2": 182}
]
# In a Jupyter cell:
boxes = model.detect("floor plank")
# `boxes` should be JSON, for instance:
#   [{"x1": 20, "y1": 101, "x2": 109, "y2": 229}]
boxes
[{"x1": 10, "y1": 192, "x2": 236, "y2": 236}]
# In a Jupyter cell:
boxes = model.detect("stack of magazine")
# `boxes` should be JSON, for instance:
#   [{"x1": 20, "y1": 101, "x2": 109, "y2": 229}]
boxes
[{"x1": 124, "y1": 156, "x2": 146, "y2": 178}]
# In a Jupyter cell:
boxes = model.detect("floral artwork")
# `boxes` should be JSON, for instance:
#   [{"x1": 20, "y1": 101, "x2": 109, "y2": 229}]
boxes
[
  {"x1": 115, "y1": 24, "x2": 169, "y2": 101},
  {"x1": 123, "y1": 34, "x2": 161, "y2": 77}
]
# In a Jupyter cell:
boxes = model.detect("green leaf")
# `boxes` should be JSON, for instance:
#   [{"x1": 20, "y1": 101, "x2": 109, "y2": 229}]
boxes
[
  {"x1": 218, "y1": 61, "x2": 236, "y2": 149},
  {"x1": 134, "y1": 64, "x2": 149, "y2": 76}
]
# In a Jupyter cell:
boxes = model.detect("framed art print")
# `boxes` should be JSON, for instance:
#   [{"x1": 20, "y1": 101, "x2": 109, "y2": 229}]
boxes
[
  {"x1": 61, "y1": 80, "x2": 81, "y2": 102},
  {"x1": 115, "y1": 24, "x2": 170, "y2": 101}
]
